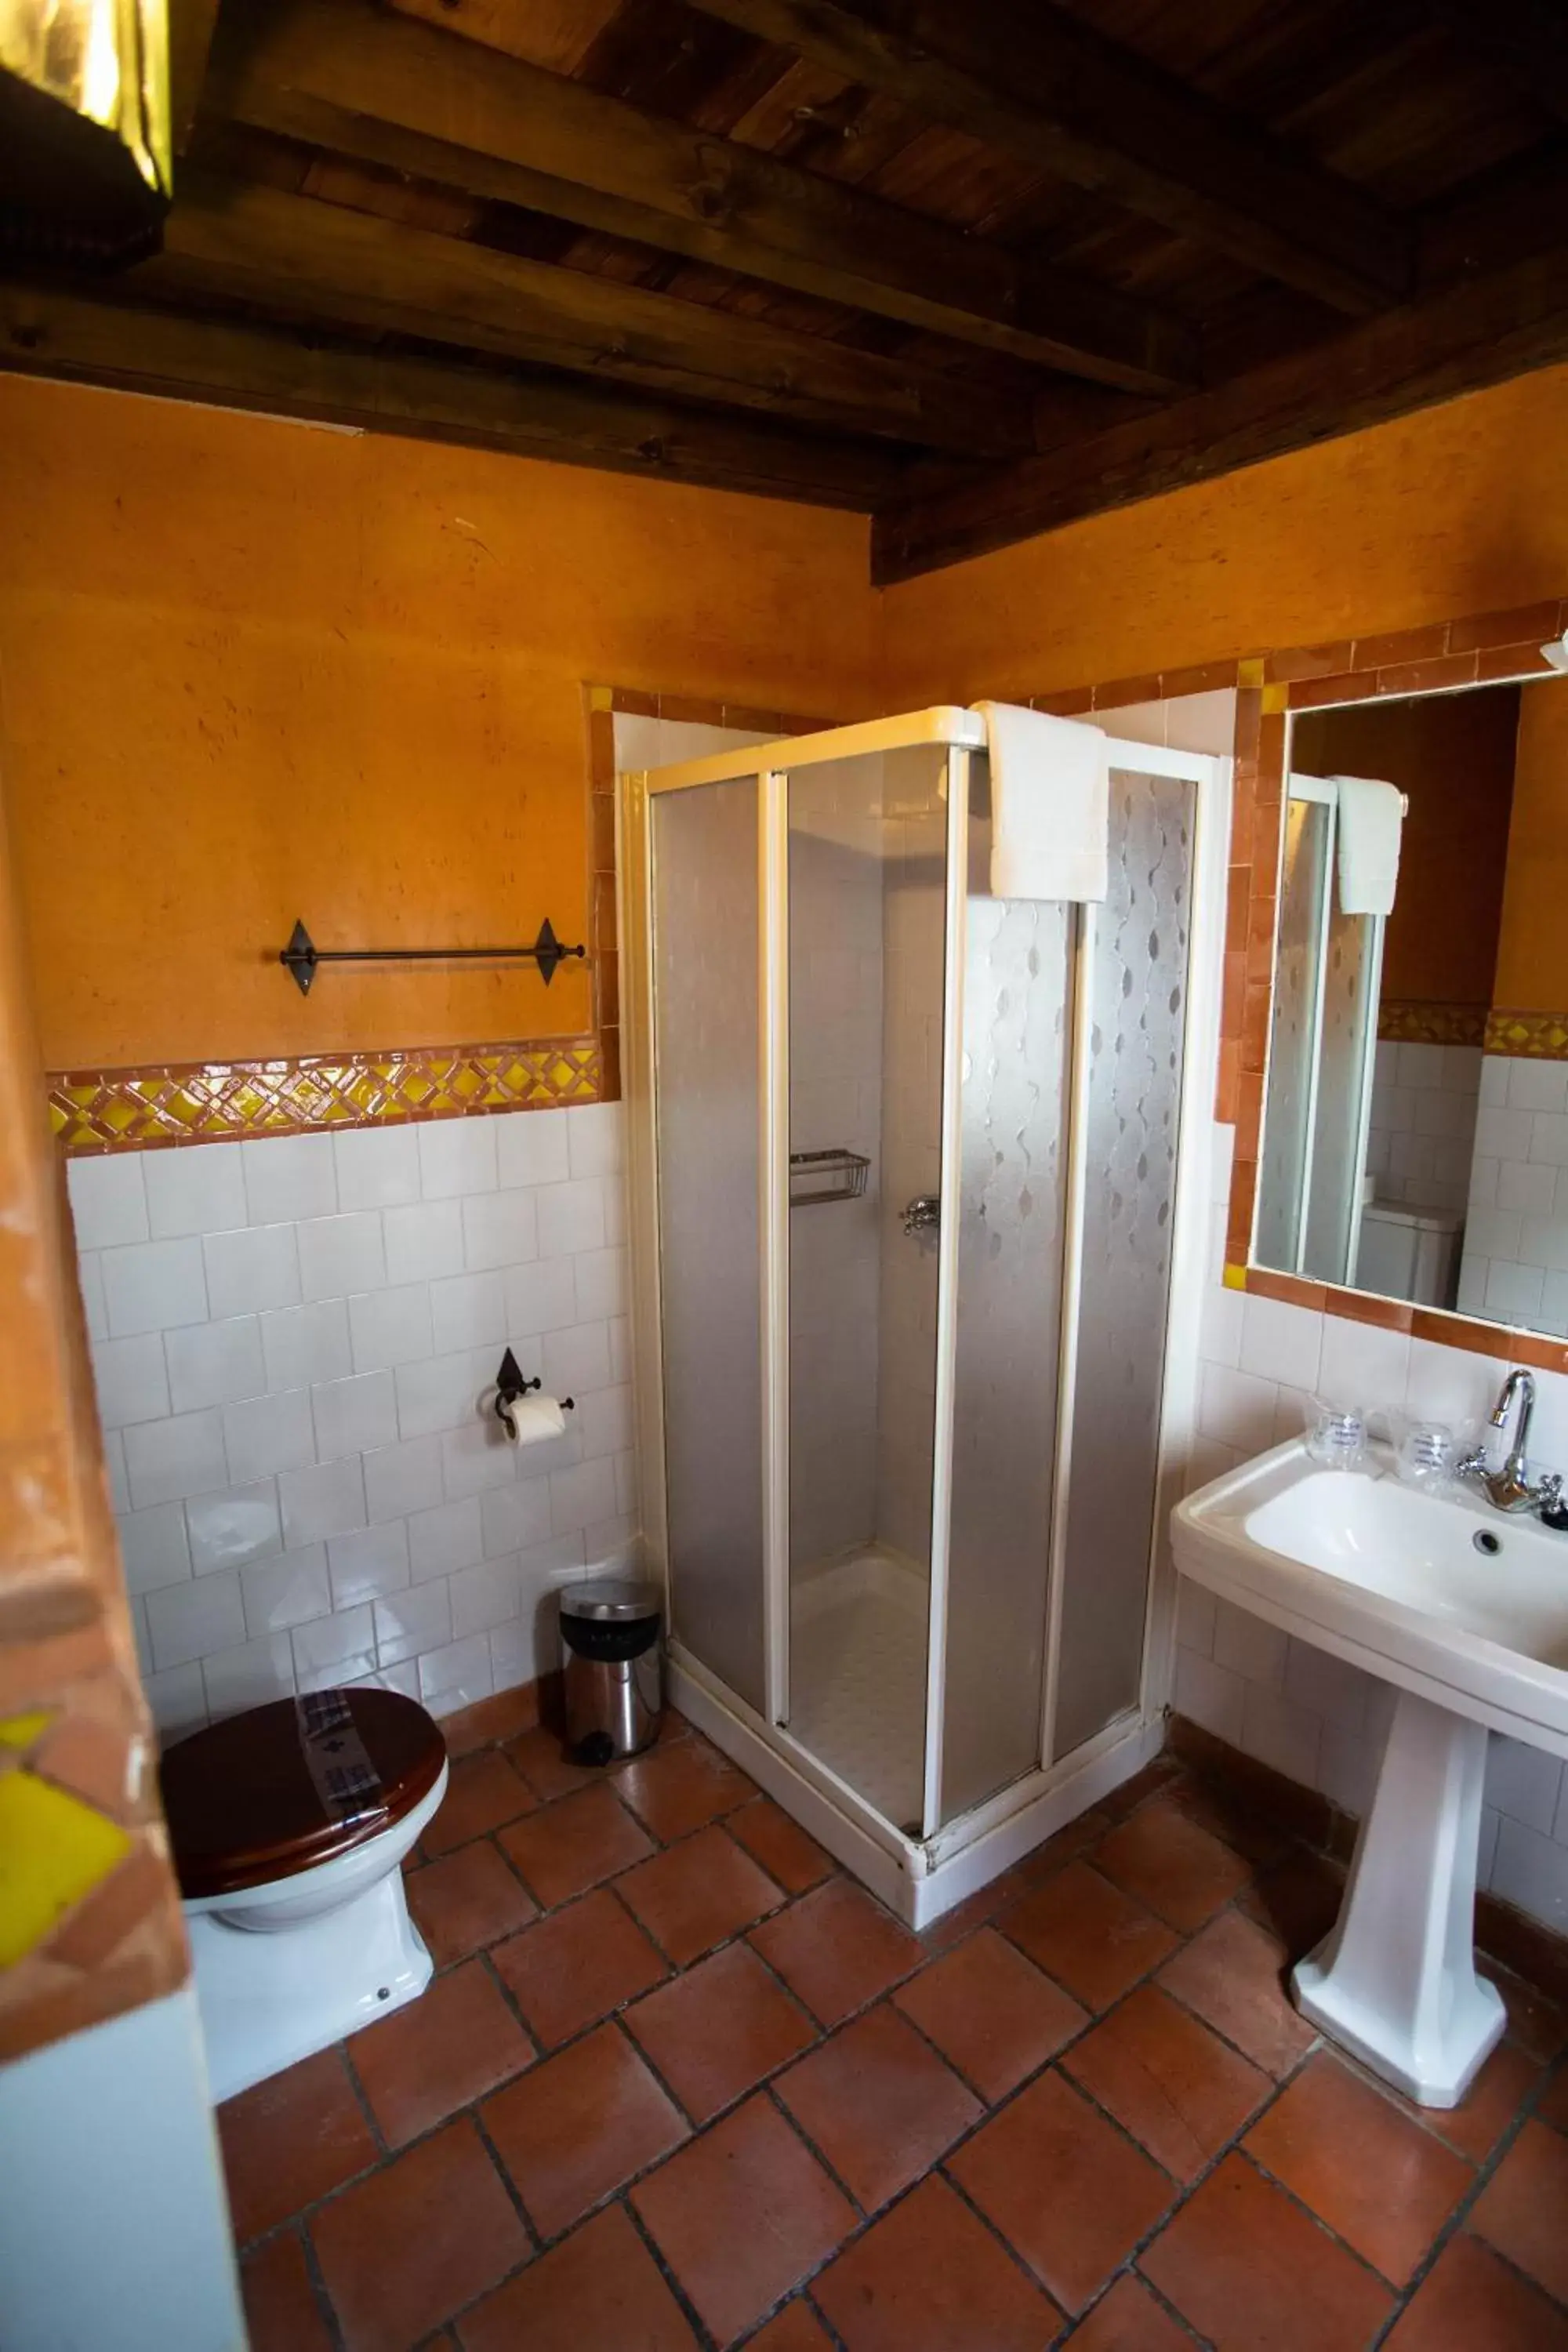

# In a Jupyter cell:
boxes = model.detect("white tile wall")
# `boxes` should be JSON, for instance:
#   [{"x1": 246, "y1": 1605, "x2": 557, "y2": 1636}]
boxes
[
  {"x1": 71, "y1": 1107, "x2": 638, "y2": 1742},
  {"x1": 1458, "y1": 1052, "x2": 1568, "y2": 1338},
  {"x1": 1364, "y1": 1040, "x2": 1482, "y2": 1217},
  {"x1": 1178, "y1": 1116, "x2": 1568, "y2": 1931}
]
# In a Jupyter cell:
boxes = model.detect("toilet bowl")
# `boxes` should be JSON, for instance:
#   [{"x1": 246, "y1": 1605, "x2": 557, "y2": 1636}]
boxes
[{"x1": 160, "y1": 1687, "x2": 448, "y2": 2104}]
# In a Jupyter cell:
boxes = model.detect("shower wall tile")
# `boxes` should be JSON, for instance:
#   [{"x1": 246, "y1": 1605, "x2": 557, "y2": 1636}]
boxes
[{"x1": 76, "y1": 1108, "x2": 638, "y2": 1739}]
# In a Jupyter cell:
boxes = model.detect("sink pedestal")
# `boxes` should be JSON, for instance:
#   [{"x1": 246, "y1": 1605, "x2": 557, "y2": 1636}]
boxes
[{"x1": 1293, "y1": 1688, "x2": 1504, "y2": 2107}]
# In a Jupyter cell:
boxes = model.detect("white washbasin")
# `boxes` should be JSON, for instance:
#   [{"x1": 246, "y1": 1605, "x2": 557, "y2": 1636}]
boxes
[
  {"x1": 1173, "y1": 1439, "x2": 1568, "y2": 1759},
  {"x1": 1170, "y1": 1439, "x2": 1568, "y2": 2108}
]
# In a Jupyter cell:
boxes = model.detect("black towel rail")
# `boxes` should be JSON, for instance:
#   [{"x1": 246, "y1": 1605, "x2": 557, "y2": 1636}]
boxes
[{"x1": 279, "y1": 916, "x2": 586, "y2": 995}]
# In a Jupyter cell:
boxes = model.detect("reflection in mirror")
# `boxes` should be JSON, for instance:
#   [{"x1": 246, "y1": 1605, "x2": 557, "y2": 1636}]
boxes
[{"x1": 1254, "y1": 676, "x2": 1568, "y2": 1330}]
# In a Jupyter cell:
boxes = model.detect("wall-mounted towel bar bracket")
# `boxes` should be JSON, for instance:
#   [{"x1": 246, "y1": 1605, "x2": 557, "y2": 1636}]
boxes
[{"x1": 279, "y1": 916, "x2": 586, "y2": 995}]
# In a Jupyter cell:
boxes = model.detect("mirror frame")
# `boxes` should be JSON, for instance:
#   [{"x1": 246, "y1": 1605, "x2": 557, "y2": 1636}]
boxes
[
  {"x1": 1225, "y1": 597, "x2": 1568, "y2": 1366},
  {"x1": 1020, "y1": 592, "x2": 1568, "y2": 1369}
]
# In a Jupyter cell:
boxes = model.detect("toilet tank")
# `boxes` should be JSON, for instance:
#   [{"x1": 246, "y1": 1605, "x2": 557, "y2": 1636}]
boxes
[{"x1": 1355, "y1": 1202, "x2": 1464, "y2": 1309}]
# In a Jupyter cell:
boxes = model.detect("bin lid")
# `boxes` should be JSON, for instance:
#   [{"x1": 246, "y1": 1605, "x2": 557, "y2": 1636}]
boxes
[{"x1": 561, "y1": 1576, "x2": 662, "y2": 1623}]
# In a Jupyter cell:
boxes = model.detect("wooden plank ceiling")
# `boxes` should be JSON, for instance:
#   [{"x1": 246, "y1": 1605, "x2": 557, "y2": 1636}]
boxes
[{"x1": 3, "y1": 0, "x2": 1566, "y2": 578}]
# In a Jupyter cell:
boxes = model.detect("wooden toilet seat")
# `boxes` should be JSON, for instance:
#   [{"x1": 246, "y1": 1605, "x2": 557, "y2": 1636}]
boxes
[{"x1": 160, "y1": 1689, "x2": 447, "y2": 1900}]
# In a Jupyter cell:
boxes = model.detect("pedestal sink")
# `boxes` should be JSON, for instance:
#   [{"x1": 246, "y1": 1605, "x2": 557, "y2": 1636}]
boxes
[{"x1": 1171, "y1": 1441, "x2": 1568, "y2": 2106}]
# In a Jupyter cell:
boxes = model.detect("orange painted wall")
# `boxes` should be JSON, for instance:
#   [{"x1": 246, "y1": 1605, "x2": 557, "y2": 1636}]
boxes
[
  {"x1": 880, "y1": 364, "x2": 1568, "y2": 706},
  {"x1": 0, "y1": 375, "x2": 879, "y2": 1073},
  {"x1": 1291, "y1": 686, "x2": 1521, "y2": 1009},
  {"x1": 1494, "y1": 679, "x2": 1568, "y2": 1011}
]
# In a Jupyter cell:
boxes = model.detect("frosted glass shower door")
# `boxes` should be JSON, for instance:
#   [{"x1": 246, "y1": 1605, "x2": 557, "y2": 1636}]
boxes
[
  {"x1": 935, "y1": 753, "x2": 1073, "y2": 1827},
  {"x1": 1051, "y1": 767, "x2": 1195, "y2": 1761},
  {"x1": 650, "y1": 778, "x2": 765, "y2": 1714},
  {"x1": 786, "y1": 746, "x2": 949, "y2": 1834}
]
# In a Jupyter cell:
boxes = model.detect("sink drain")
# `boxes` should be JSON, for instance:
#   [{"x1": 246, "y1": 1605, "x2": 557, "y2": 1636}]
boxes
[{"x1": 1473, "y1": 1530, "x2": 1501, "y2": 1556}]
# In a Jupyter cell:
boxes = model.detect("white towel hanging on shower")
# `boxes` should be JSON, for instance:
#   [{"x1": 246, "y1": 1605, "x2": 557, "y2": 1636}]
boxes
[
  {"x1": 973, "y1": 701, "x2": 1109, "y2": 902},
  {"x1": 1334, "y1": 775, "x2": 1405, "y2": 916}
]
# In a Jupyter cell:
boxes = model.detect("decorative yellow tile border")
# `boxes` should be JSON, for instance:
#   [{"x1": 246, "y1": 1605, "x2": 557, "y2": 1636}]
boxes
[
  {"x1": 48, "y1": 1036, "x2": 604, "y2": 1154},
  {"x1": 1484, "y1": 1008, "x2": 1568, "y2": 1062},
  {"x1": 1376, "y1": 1000, "x2": 1487, "y2": 1047}
]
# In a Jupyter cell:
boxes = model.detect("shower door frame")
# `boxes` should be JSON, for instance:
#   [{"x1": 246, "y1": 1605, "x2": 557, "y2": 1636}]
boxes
[{"x1": 621, "y1": 708, "x2": 1229, "y2": 1923}]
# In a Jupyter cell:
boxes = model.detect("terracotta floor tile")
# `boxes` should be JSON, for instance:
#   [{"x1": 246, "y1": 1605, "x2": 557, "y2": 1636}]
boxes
[
  {"x1": 615, "y1": 1732, "x2": 757, "y2": 1842},
  {"x1": 217, "y1": 2047, "x2": 378, "y2": 2243},
  {"x1": 1385, "y1": 2231, "x2": 1568, "y2": 2351},
  {"x1": 1011, "y1": 1806, "x2": 1118, "y2": 1892},
  {"x1": 1484, "y1": 1964, "x2": 1568, "y2": 2061},
  {"x1": 441, "y1": 1682, "x2": 540, "y2": 1759},
  {"x1": 1167, "y1": 1773, "x2": 1292, "y2": 1867},
  {"x1": 811, "y1": 2173, "x2": 1060, "y2": 2352},
  {"x1": 1141, "y1": 2151, "x2": 1393, "y2": 2350},
  {"x1": 1381, "y1": 2037, "x2": 1541, "y2": 2165},
  {"x1": 727, "y1": 1795, "x2": 836, "y2": 1894},
  {"x1": 406, "y1": 1839, "x2": 538, "y2": 1968},
  {"x1": 498, "y1": 1781, "x2": 655, "y2": 1908},
  {"x1": 482, "y1": 2021, "x2": 688, "y2": 2239},
  {"x1": 749, "y1": 1877, "x2": 921, "y2": 2026},
  {"x1": 1099, "y1": 1755, "x2": 1187, "y2": 1822},
  {"x1": 1541, "y1": 2064, "x2": 1568, "y2": 2132},
  {"x1": 1244, "y1": 2052, "x2": 1472, "y2": 2286},
  {"x1": 892, "y1": 1926, "x2": 1088, "y2": 2101},
  {"x1": 423, "y1": 1748, "x2": 536, "y2": 1855},
  {"x1": 241, "y1": 2232, "x2": 333, "y2": 2352},
  {"x1": 746, "y1": 2301, "x2": 837, "y2": 2350},
  {"x1": 310, "y1": 2118, "x2": 528, "y2": 2352},
  {"x1": 1092, "y1": 1794, "x2": 1253, "y2": 1931},
  {"x1": 1156, "y1": 1907, "x2": 1317, "y2": 2077},
  {"x1": 505, "y1": 1722, "x2": 615, "y2": 1803},
  {"x1": 458, "y1": 2202, "x2": 699, "y2": 2352},
  {"x1": 1001, "y1": 1861, "x2": 1179, "y2": 2013},
  {"x1": 1069, "y1": 2273, "x2": 1198, "y2": 2350},
  {"x1": 631, "y1": 2094, "x2": 855, "y2": 2346},
  {"x1": 615, "y1": 1824, "x2": 785, "y2": 1966},
  {"x1": 1238, "y1": 1849, "x2": 1346, "y2": 1962},
  {"x1": 349, "y1": 1959, "x2": 532, "y2": 2148},
  {"x1": 1469, "y1": 2117, "x2": 1568, "y2": 2304},
  {"x1": 947, "y1": 2067, "x2": 1173, "y2": 2314},
  {"x1": 1064, "y1": 1983, "x2": 1270, "y2": 2180},
  {"x1": 625, "y1": 1940, "x2": 817, "y2": 2122},
  {"x1": 491, "y1": 1886, "x2": 668, "y2": 2047},
  {"x1": 773, "y1": 2005, "x2": 981, "y2": 2210}
]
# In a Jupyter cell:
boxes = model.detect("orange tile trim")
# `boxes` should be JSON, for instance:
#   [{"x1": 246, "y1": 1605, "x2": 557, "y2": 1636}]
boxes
[
  {"x1": 48, "y1": 1036, "x2": 607, "y2": 1156},
  {"x1": 1377, "y1": 1000, "x2": 1488, "y2": 1047},
  {"x1": 1485, "y1": 1008, "x2": 1568, "y2": 1062},
  {"x1": 1022, "y1": 591, "x2": 1567, "y2": 1343}
]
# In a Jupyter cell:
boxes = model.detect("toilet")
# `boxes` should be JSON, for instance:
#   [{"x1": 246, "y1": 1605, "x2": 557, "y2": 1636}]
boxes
[{"x1": 160, "y1": 1686, "x2": 448, "y2": 2104}]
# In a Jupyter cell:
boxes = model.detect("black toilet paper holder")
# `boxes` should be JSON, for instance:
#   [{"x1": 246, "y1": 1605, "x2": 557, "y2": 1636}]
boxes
[{"x1": 494, "y1": 1346, "x2": 575, "y2": 1421}]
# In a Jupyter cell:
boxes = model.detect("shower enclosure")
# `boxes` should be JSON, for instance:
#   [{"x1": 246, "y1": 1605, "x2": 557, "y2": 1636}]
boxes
[
  {"x1": 1255, "y1": 774, "x2": 1385, "y2": 1289},
  {"x1": 621, "y1": 707, "x2": 1225, "y2": 1923}
]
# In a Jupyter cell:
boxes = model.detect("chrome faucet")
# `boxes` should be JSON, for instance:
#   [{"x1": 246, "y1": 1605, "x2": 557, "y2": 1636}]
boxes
[{"x1": 1457, "y1": 1370, "x2": 1563, "y2": 1515}]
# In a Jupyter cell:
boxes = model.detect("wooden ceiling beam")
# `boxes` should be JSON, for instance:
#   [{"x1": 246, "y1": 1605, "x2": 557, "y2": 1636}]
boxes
[
  {"x1": 872, "y1": 244, "x2": 1568, "y2": 583},
  {"x1": 1423, "y1": 0, "x2": 1568, "y2": 124},
  {"x1": 688, "y1": 0, "x2": 1413, "y2": 316},
  {"x1": 169, "y1": 0, "x2": 225, "y2": 154},
  {"x1": 132, "y1": 169, "x2": 1036, "y2": 459},
  {"x1": 0, "y1": 283, "x2": 913, "y2": 508},
  {"x1": 201, "y1": 0, "x2": 1196, "y2": 397}
]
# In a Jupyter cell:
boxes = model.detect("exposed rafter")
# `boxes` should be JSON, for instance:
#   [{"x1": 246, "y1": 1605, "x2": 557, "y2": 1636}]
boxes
[
  {"x1": 132, "y1": 170, "x2": 1040, "y2": 458},
  {"x1": 687, "y1": 0, "x2": 1413, "y2": 314},
  {"x1": 1425, "y1": 0, "x2": 1568, "y2": 125},
  {"x1": 872, "y1": 246, "x2": 1568, "y2": 582},
  {"x1": 0, "y1": 285, "x2": 917, "y2": 508},
  {"x1": 204, "y1": 0, "x2": 1197, "y2": 397}
]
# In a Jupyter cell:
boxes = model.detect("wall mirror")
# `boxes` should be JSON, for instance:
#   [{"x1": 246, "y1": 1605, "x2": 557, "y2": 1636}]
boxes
[{"x1": 1254, "y1": 670, "x2": 1568, "y2": 1332}]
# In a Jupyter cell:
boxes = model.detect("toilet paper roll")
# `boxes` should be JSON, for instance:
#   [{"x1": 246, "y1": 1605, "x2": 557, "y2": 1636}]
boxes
[{"x1": 499, "y1": 1392, "x2": 568, "y2": 1446}]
